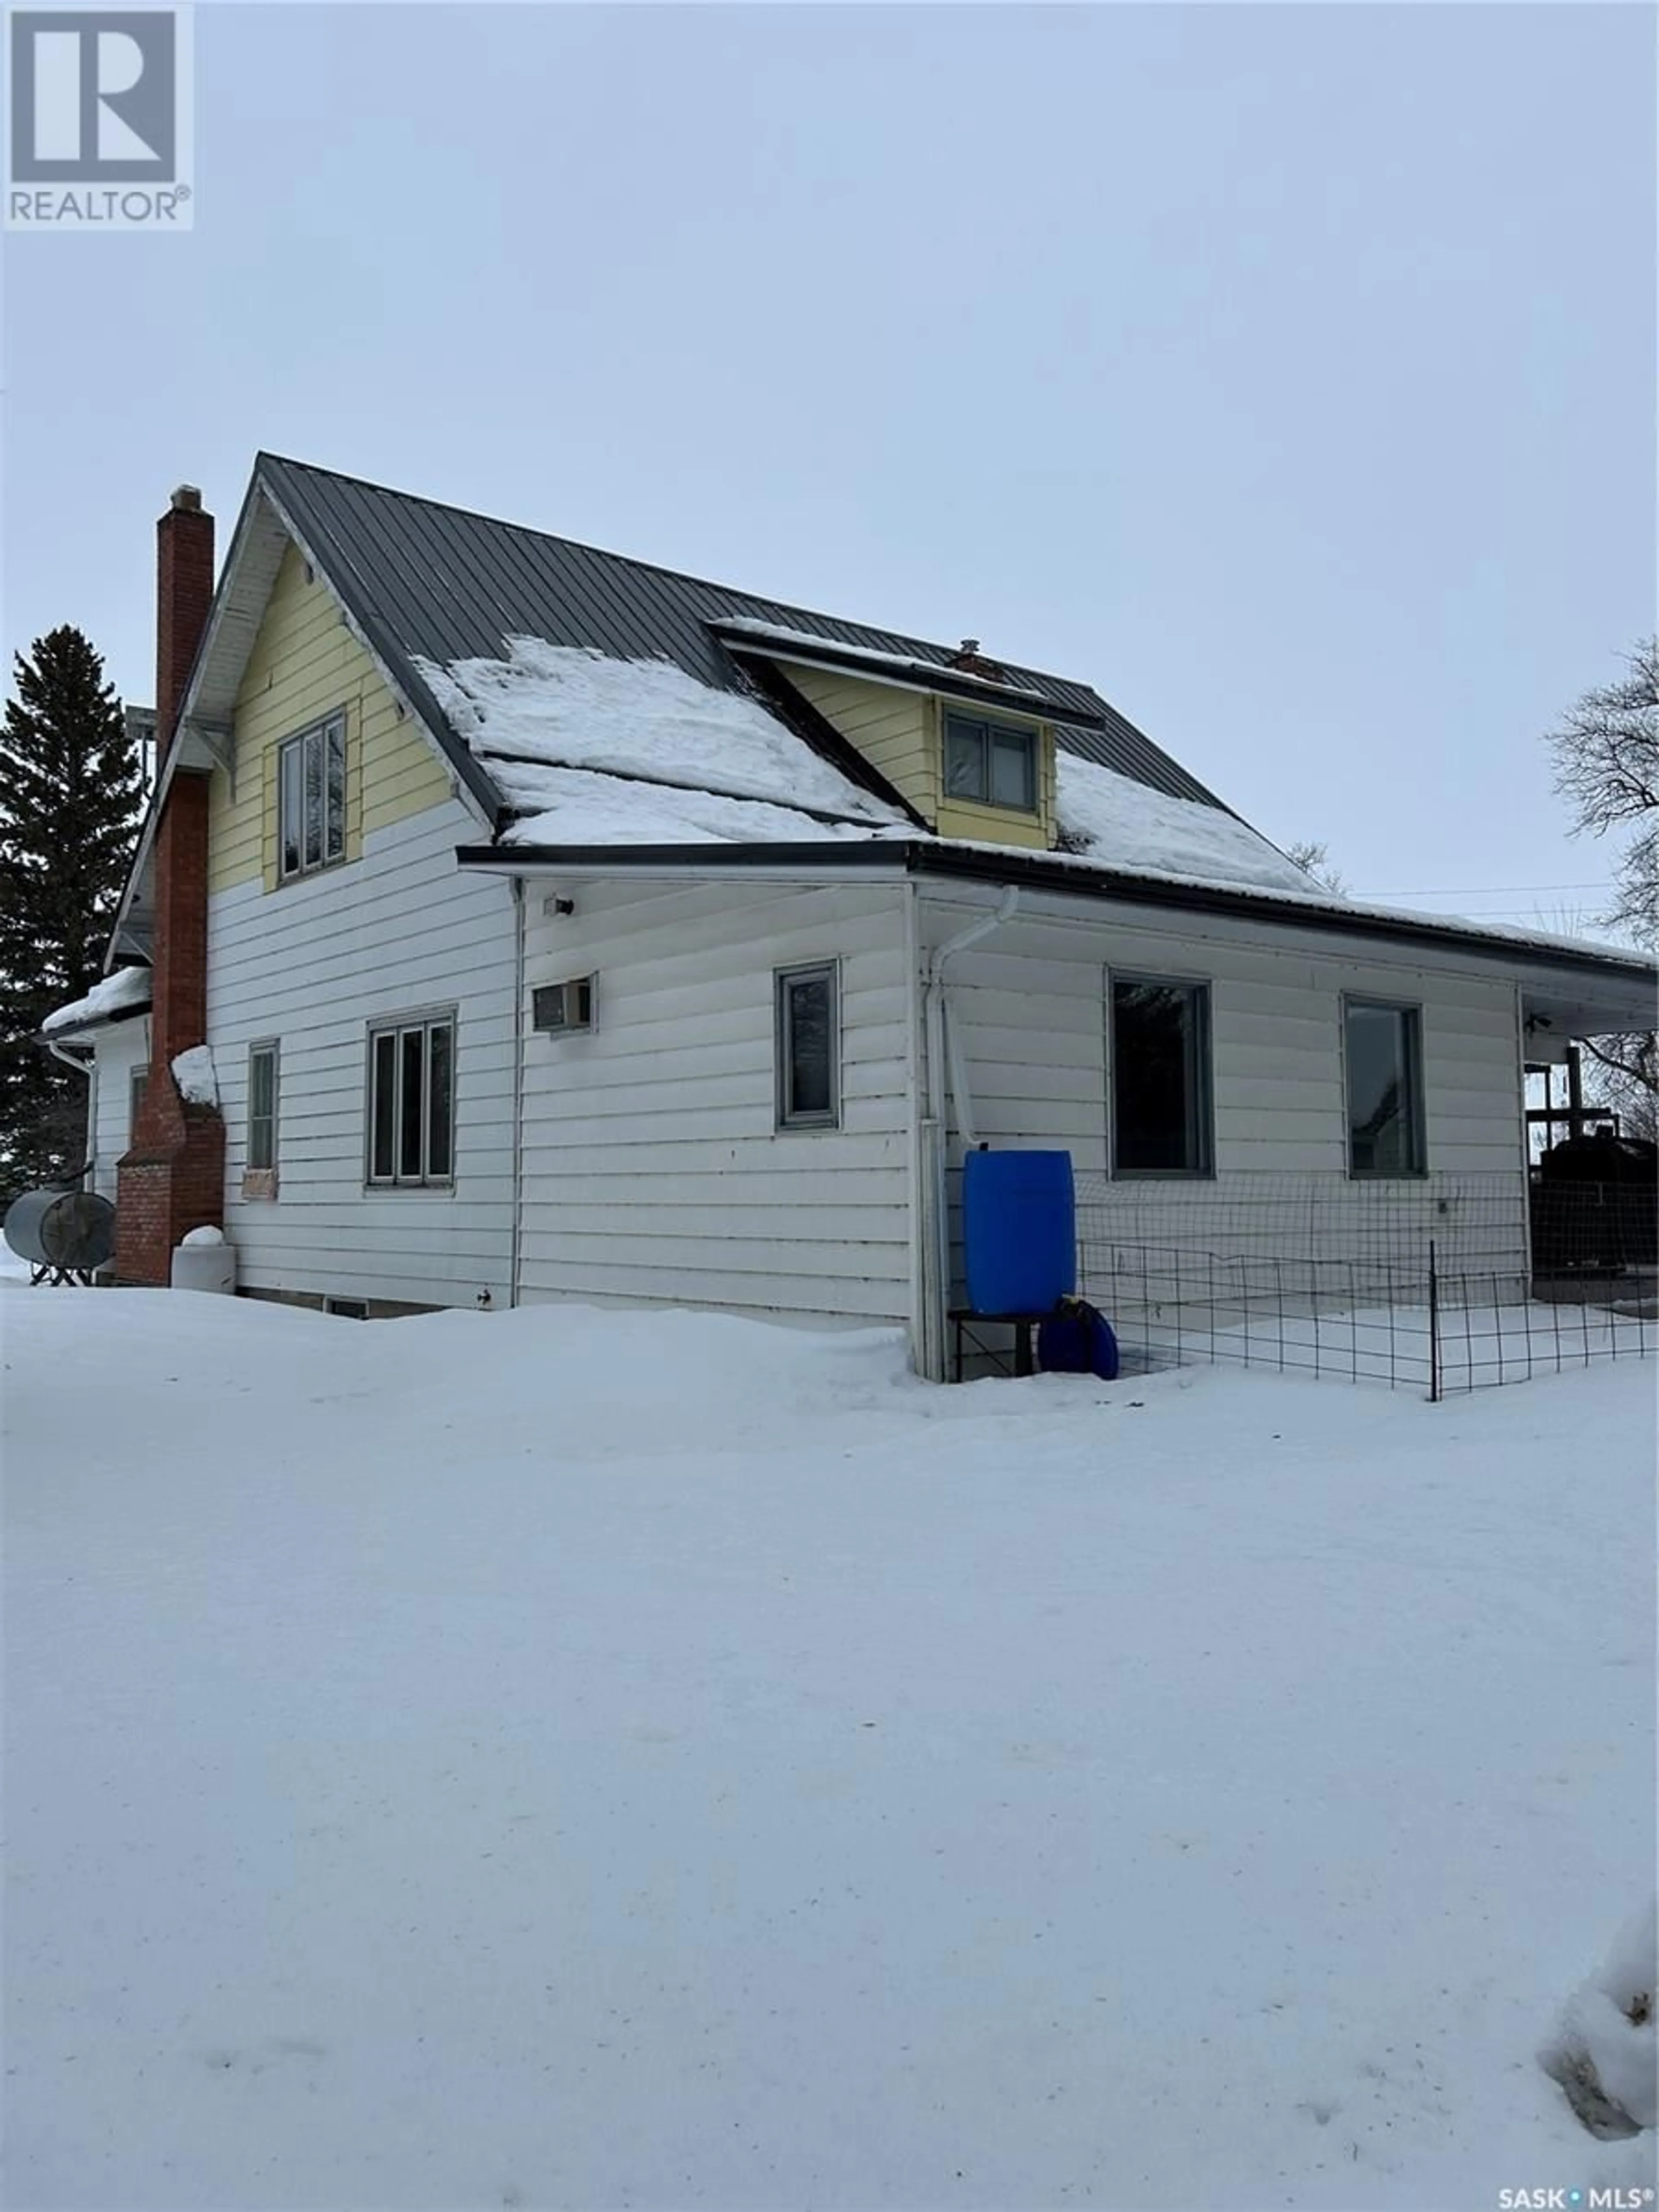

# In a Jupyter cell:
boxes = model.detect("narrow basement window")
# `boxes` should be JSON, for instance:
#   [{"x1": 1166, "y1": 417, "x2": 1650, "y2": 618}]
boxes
[
  {"x1": 1110, "y1": 974, "x2": 1214, "y2": 1176},
  {"x1": 776, "y1": 963, "x2": 839, "y2": 1129}
]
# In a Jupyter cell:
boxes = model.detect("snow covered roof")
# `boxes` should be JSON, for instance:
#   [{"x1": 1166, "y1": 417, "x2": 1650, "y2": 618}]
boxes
[
  {"x1": 497, "y1": 763, "x2": 910, "y2": 849},
  {"x1": 413, "y1": 639, "x2": 907, "y2": 833},
  {"x1": 41, "y1": 965, "x2": 152, "y2": 1037},
  {"x1": 410, "y1": 631, "x2": 1306, "y2": 879},
  {"x1": 1054, "y1": 754, "x2": 1314, "y2": 895}
]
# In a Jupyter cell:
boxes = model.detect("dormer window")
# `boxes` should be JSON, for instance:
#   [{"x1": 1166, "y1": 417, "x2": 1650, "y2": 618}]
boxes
[{"x1": 943, "y1": 710, "x2": 1038, "y2": 812}]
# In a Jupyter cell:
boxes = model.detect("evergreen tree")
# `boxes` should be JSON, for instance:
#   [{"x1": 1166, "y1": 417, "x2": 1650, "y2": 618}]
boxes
[{"x1": 0, "y1": 627, "x2": 146, "y2": 1195}]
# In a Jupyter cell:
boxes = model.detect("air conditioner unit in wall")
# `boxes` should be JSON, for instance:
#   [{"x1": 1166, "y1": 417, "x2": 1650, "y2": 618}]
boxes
[{"x1": 532, "y1": 978, "x2": 594, "y2": 1034}]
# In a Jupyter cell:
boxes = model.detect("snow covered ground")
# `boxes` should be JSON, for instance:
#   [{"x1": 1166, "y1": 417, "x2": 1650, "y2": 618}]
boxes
[{"x1": 4, "y1": 1285, "x2": 1654, "y2": 2211}]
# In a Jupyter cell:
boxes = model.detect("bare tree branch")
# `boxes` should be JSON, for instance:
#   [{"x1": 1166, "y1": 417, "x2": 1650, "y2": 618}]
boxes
[
  {"x1": 1285, "y1": 839, "x2": 1348, "y2": 895},
  {"x1": 1547, "y1": 638, "x2": 1659, "y2": 836},
  {"x1": 1540, "y1": 645, "x2": 1657, "y2": 1131}
]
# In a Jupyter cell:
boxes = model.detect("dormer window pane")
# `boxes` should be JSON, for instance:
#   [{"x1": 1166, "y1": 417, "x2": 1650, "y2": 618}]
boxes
[
  {"x1": 945, "y1": 715, "x2": 989, "y2": 798},
  {"x1": 942, "y1": 710, "x2": 1037, "y2": 813},
  {"x1": 991, "y1": 731, "x2": 1035, "y2": 809}
]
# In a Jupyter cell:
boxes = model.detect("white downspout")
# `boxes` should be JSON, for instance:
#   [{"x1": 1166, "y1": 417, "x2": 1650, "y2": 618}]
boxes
[
  {"x1": 509, "y1": 877, "x2": 526, "y2": 1309},
  {"x1": 918, "y1": 887, "x2": 1020, "y2": 1379},
  {"x1": 904, "y1": 881, "x2": 932, "y2": 1380}
]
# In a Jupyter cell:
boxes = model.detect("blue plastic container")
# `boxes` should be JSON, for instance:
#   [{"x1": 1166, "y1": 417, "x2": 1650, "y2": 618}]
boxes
[
  {"x1": 962, "y1": 1148, "x2": 1077, "y2": 1314},
  {"x1": 1038, "y1": 1302, "x2": 1120, "y2": 1381}
]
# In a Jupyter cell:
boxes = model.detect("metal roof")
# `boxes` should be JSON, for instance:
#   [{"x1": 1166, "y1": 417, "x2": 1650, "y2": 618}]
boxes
[{"x1": 256, "y1": 454, "x2": 1233, "y2": 816}]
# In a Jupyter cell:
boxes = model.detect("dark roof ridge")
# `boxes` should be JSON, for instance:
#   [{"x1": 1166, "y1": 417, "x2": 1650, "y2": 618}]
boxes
[{"x1": 254, "y1": 451, "x2": 1104, "y2": 701}]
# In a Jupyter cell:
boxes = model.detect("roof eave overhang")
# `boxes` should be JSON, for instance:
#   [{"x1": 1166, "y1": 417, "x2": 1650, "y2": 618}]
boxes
[
  {"x1": 456, "y1": 839, "x2": 914, "y2": 886},
  {"x1": 911, "y1": 844, "x2": 1658, "y2": 995},
  {"x1": 36, "y1": 1000, "x2": 152, "y2": 1047},
  {"x1": 456, "y1": 836, "x2": 1657, "y2": 1002}
]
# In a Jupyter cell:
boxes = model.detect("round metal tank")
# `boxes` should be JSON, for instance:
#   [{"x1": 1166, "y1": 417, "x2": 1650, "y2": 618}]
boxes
[{"x1": 3, "y1": 1188, "x2": 116, "y2": 1273}]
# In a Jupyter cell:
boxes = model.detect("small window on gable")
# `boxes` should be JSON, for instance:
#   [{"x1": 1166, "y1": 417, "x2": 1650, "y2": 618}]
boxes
[
  {"x1": 1345, "y1": 999, "x2": 1426, "y2": 1177},
  {"x1": 776, "y1": 963, "x2": 839, "y2": 1129},
  {"x1": 279, "y1": 712, "x2": 346, "y2": 880},
  {"x1": 943, "y1": 711, "x2": 1038, "y2": 812}
]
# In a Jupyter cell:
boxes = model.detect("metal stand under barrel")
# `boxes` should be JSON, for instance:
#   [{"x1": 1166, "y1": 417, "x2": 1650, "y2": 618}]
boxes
[{"x1": 3, "y1": 1186, "x2": 117, "y2": 1285}]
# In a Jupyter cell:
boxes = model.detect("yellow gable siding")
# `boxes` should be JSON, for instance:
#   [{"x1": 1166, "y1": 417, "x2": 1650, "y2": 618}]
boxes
[
  {"x1": 784, "y1": 663, "x2": 1057, "y2": 849},
  {"x1": 209, "y1": 541, "x2": 454, "y2": 895},
  {"x1": 787, "y1": 667, "x2": 938, "y2": 820}
]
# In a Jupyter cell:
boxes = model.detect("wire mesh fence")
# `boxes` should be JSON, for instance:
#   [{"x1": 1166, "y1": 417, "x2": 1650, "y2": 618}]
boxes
[{"x1": 1073, "y1": 1172, "x2": 1656, "y2": 1398}]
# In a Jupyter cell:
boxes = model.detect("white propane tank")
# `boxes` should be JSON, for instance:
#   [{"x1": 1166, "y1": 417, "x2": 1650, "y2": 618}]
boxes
[{"x1": 170, "y1": 1225, "x2": 237, "y2": 1294}]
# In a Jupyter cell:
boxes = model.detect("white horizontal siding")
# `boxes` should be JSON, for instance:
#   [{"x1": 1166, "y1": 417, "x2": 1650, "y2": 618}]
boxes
[
  {"x1": 924, "y1": 889, "x2": 1530, "y2": 1291},
  {"x1": 207, "y1": 801, "x2": 517, "y2": 1307},
  {"x1": 517, "y1": 880, "x2": 914, "y2": 1326},
  {"x1": 87, "y1": 1020, "x2": 148, "y2": 1201}
]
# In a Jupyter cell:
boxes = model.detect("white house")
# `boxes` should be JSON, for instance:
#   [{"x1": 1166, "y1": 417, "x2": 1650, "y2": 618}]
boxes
[{"x1": 41, "y1": 457, "x2": 1656, "y2": 1375}]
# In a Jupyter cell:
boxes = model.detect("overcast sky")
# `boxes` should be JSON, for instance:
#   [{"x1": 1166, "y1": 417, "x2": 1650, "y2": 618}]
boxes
[{"x1": 5, "y1": 2, "x2": 1653, "y2": 926}]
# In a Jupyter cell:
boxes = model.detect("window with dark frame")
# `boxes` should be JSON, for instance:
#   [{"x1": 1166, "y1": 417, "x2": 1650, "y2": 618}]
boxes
[
  {"x1": 247, "y1": 1042, "x2": 279, "y2": 1172},
  {"x1": 129, "y1": 1066, "x2": 149, "y2": 1137},
  {"x1": 1110, "y1": 975, "x2": 1213, "y2": 1176},
  {"x1": 367, "y1": 1014, "x2": 454, "y2": 1185},
  {"x1": 1344, "y1": 999, "x2": 1426, "y2": 1176},
  {"x1": 278, "y1": 712, "x2": 347, "y2": 880},
  {"x1": 942, "y1": 710, "x2": 1038, "y2": 812},
  {"x1": 776, "y1": 964, "x2": 839, "y2": 1128}
]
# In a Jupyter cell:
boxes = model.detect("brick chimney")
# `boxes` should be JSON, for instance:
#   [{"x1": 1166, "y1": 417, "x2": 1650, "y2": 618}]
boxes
[{"x1": 115, "y1": 485, "x2": 225, "y2": 1285}]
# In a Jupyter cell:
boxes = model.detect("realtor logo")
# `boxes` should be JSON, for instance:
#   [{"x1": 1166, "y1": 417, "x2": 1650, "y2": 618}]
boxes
[{"x1": 7, "y1": 6, "x2": 193, "y2": 229}]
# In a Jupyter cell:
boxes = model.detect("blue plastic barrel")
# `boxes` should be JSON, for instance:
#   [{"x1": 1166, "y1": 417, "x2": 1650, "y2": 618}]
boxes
[{"x1": 962, "y1": 1149, "x2": 1076, "y2": 1314}]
